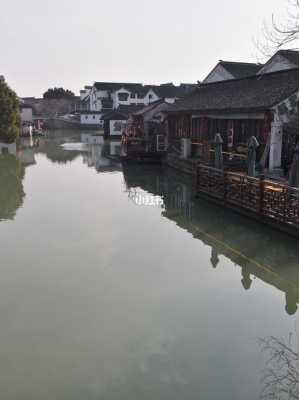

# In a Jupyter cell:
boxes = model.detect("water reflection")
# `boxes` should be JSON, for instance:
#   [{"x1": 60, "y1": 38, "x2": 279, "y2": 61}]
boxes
[
  {"x1": 259, "y1": 330, "x2": 299, "y2": 399},
  {"x1": 0, "y1": 132, "x2": 121, "y2": 222},
  {"x1": 12, "y1": 134, "x2": 299, "y2": 316},
  {"x1": 19, "y1": 132, "x2": 122, "y2": 173},
  {"x1": 0, "y1": 153, "x2": 25, "y2": 221},
  {"x1": 1, "y1": 133, "x2": 299, "y2": 399},
  {"x1": 123, "y1": 164, "x2": 299, "y2": 317},
  {"x1": 82, "y1": 141, "x2": 121, "y2": 173}
]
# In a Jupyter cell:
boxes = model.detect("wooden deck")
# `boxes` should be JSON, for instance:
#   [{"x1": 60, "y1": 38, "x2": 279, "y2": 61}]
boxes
[{"x1": 197, "y1": 164, "x2": 299, "y2": 236}]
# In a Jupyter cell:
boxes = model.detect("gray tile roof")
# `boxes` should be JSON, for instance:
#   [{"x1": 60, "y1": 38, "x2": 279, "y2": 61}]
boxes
[
  {"x1": 94, "y1": 82, "x2": 197, "y2": 99},
  {"x1": 94, "y1": 82, "x2": 143, "y2": 93},
  {"x1": 274, "y1": 50, "x2": 299, "y2": 67},
  {"x1": 219, "y1": 61, "x2": 263, "y2": 79},
  {"x1": 169, "y1": 67, "x2": 299, "y2": 114},
  {"x1": 150, "y1": 84, "x2": 196, "y2": 99},
  {"x1": 103, "y1": 105, "x2": 144, "y2": 120},
  {"x1": 133, "y1": 99, "x2": 165, "y2": 116}
]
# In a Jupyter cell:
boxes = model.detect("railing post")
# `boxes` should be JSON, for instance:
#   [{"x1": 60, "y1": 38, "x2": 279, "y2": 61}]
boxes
[{"x1": 259, "y1": 174, "x2": 265, "y2": 215}]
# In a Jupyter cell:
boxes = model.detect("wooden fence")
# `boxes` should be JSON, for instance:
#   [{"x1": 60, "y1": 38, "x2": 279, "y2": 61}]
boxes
[{"x1": 197, "y1": 164, "x2": 299, "y2": 232}]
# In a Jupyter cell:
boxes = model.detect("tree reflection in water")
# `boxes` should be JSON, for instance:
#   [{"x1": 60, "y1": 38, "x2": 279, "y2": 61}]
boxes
[
  {"x1": 0, "y1": 153, "x2": 25, "y2": 221},
  {"x1": 260, "y1": 331, "x2": 299, "y2": 399}
]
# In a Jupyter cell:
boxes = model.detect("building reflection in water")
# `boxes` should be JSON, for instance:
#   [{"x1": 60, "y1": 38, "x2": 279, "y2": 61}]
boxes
[
  {"x1": 81, "y1": 134, "x2": 122, "y2": 173},
  {"x1": 4, "y1": 132, "x2": 121, "y2": 223},
  {"x1": 19, "y1": 132, "x2": 122, "y2": 174},
  {"x1": 13, "y1": 134, "x2": 299, "y2": 316},
  {"x1": 123, "y1": 164, "x2": 299, "y2": 317}
]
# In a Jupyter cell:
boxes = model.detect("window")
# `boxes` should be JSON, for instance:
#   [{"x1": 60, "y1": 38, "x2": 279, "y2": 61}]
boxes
[
  {"x1": 130, "y1": 93, "x2": 136, "y2": 98},
  {"x1": 93, "y1": 115, "x2": 96, "y2": 119},
  {"x1": 85, "y1": 116, "x2": 88, "y2": 119},
  {"x1": 118, "y1": 92, "x2": 129, "y2": 102}
]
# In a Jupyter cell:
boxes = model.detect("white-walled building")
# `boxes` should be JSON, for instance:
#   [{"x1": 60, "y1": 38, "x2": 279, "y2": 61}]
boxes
[
  {"x1": 80, "y1": 111, "x2": 104, "y2": 127},
  {"x1": 103, "y1": 105, "x2": 144, "y2": 138},
  {"x1": 79, "y1": 81, "x2": 196, "y2": 126},
  {"x1": 80, "y1": 86, "x2": 92, "y2": 101}
]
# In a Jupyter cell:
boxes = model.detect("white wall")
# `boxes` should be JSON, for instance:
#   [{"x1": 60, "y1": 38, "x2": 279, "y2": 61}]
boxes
[
  {"x1": 90, "y1": 87, "x2": 101, "y2": 111},
  {"x1": 144, "y1": 89, "x2": 159, "y2": 105},
  {"x1": 81, "y1": 133, "x2": 104, "y2": 144},
  {"x1": 164, "y1": 98, "x2": 176, "y2": 104},
  {"x1": 89, "y1": 85, "x2": 162, "y2": 111},
  {"x1": 80, "y1": 113, "x2": 104, "y2": 126},
  {"x1": 109, "y1": 120, "x2": 127, "y2": 136},
  {"x1": 258, "y1": 54, "x2": 297, "y2": 75},
  {"x1": 203, "y1": 64, "x2": 234, "y2": 83},
  {"x1": 96, "y1": 90, "x2": 109, "y2": 111},
  {"x1": 80, "y1": 87, "x2": 91, "y2": 101},
  {"x1": 112, "y1": 88, "x2": 131, "y2": 109}
]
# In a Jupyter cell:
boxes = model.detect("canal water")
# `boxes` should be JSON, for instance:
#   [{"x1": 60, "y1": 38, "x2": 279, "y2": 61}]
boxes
[{"x1": 0, "y1": 131, "x2": 299, "y2": 400}]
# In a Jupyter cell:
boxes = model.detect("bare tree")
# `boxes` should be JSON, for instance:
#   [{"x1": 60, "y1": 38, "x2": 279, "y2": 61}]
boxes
[
  {"x1": 257, "y1": 0, "x2": 299, "y2": 58},
  {"x1": 259, "y1": 331, "x2": 299, "y2": 399}
]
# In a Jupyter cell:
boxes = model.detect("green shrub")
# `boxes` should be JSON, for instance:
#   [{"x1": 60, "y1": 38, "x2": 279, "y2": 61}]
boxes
[{"x1": 0, "y1": 81, "x2": 20, "y2": 143}]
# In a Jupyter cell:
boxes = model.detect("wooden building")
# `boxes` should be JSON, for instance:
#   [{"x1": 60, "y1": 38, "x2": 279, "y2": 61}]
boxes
[
  {"x1": 129, "y1": 100, "x2": 169, "y2": 140},
  {"x1": 167, "y1": 67, "x2": 299, "y2": 173}
]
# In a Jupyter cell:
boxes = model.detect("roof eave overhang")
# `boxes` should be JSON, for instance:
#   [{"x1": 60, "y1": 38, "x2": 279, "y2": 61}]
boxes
[{"x1": 166, "y1": 107, "x2": 270, "y2": 115}]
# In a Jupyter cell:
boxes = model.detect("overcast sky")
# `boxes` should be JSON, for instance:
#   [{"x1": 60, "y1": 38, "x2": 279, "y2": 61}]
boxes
[{"x1": 0, "y1": 0, "x2": 287, "y2": 97}]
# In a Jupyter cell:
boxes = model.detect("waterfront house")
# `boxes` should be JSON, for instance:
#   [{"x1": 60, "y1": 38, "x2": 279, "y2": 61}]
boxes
[
  {"x1": 79, "y1": 82, "x2": 196, "y2": 127},
  {"x1": 79, "y1": 82, "x2": 144, "y2": 127},
  {"x1": 127, "y1": 99, "x2": 170, "y2": 143},
  {"x1": 118, "y1": 100, "x2": 172, "y2": 159},
  {"x1": 103, "y1": 105, "x2": 144, "y2": 138},
  {"x1": 167, "y1": 67, "x2": 299, "y2": 174}
]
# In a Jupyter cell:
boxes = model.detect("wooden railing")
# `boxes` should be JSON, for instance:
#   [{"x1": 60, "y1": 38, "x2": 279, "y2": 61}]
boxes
[
  {"x1": 197, "y1": 164, "x2": 299, "y2": 231},
  {"x1": 190, "y1": 143, "x2": 247, "y2": 171}
]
